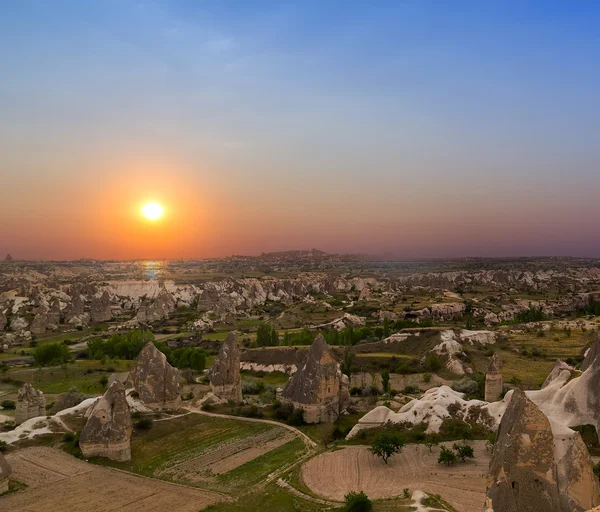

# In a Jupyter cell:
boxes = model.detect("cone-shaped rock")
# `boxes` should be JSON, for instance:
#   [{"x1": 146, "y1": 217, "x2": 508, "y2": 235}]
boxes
[
  {"x1": 209, "y1": 332, "x2": 242, "y2": 402},
  {"x1": 128, "y1": 342, "x2": 180, "y2": 405},
  {"x1": 485, "y1": 388, "x2": 600, "y2": 512},
  {"x1": 79, "y1": 381, "x2": 132, "y2": 461},
  {"x1": 4, "y1": 253, "x2": 13, "y2": 262}
]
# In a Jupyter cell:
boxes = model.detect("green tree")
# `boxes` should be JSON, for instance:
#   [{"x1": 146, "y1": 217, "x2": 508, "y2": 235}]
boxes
[
  {"x1": 270, "y1": 327, "x2": 279, "y2": 346},
  {"x1": 383, "y1": 317, "x2": 390, "y2": 338},
  {"x1": 424, "y1": 433, "x2": 441, "y2": 452},
  {"x1": 256, "y1": 323, "x2": 273, "y2": 346},
  {"x1": 32, "y1": 342, "x2": 72, "y2": 366},
  {"x1": 438, "y1": 446, "x2": 458, "y2": 466},
  {"x1": 341, "y1": 349, "x2": 355, "y2": 378},
  {"x1": 381, "y1": 369, "x2": 390, "y2": 394},
  {"x1": 453, "y1": 443, "x2": 475, "y2": 462},
  {"x1": 425, "y1": 354, "x2": 442, "y2": 372},
  {"x1": 368, "y1": 432, "x2": 404, "y2": 464},
  {"x1": 99, "y1": 374, "x2": 109, "y2": 388},
  {"x1": 344, "y1": 491, "x2": 372, "y2": 512}
]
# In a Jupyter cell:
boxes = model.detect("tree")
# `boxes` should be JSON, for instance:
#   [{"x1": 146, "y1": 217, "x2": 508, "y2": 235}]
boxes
[
  {"x1": 99, "y1": 374, "x2": 109, "y2": 388},
  {"x1": 438, "y1": 446, "x2": 458, "y2": 466},
  {"x1": 341, "y1": 349, "x2": 355, "y2": 378},
  {"x1": 344, "y1": 491, "x2": 372, "y2": 512},
  {"x1": 32, "y1": 342, "x2": 72, "y2": 366},
  {"x1": 425, "y1": 354, "x2": 442, "y2": 372},
  {"x1": 256, "y1": 323, "x2": 273, "y2": 346},
  {"x1": 318, "y1": 421, "x2": 335, "y2": 449},
  {"x1": 424, "y1": 433, "x2": 441, "y2": 453},
  {"x1": 381, "y1": 369, "x2": 390, "y2": 394},
  {"x1": 369, "y1": 432, "x2": 404, "y2": 464},
  {"x1": 270, "y1": 327, "x2": 279, "y2": 347},
  {"x1": 453, "y1": 443, "x2": 475, "y2": 462},
  {"x1": 383, "y1": 317, "x2": 390, "y2": 338}
]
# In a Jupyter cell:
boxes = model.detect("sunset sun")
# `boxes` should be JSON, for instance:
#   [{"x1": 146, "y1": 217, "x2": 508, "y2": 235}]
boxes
[{"x1": 141, "y1": 202, "x2": 164, "y2": 221}]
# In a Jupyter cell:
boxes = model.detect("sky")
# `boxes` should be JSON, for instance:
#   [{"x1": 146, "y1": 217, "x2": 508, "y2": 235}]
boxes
[{"x1": 1, "y1": 1, "x2": 599, "y2": 260}]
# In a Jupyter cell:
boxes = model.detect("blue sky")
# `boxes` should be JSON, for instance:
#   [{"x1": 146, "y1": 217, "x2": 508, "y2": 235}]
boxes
[{"x1": 1, "y1": 1, "x2": 599, "y2": 259}]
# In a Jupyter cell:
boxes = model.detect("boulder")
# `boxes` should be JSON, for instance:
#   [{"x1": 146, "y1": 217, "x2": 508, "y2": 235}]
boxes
[
  {"x1": 127, "y1": 342, "x2": 180, "y2": 405},
  {"x1": 79, "y1": 381, "x2": 132, "y2": 461},
  {"x1": 485, "y1": 389, "x2": 600, "y2": 512},
  {"x1": 209, "y1": 332, "x2": 242, "y2": 402},
  {"x1": 15, "y1": 383, "x2": 46, "y2": 425},
  {"x1": 0, "y1": 452, "x2": 11, "y2": 493}
]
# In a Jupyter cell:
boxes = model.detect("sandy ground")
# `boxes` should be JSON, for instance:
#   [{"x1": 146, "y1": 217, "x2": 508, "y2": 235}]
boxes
[
  {"x1": 1, "y1": 447, "x2": 227, "y2": 512},
  {"x1": 301, "y1": 441, "x2": 490, "y2": 512}
]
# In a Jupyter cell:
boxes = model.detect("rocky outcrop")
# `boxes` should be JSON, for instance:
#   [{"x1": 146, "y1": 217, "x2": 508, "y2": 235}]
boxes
[
  {"x1": 0, "y1": 452, "x2": 11, "y2": 493},
  {"x1": 47, "y1": 297, "x2": 61, "y2": 325},
  {"x1": 79, "y1": 381, "x2": 132, "y2": 461},
  {"x1": 90, "y1": 291, "x2": 112, "y2": 323},
  {"x1": 209, "y1": 332, "x2": 242, "y2": 402},
  {"x1": 15, "y1": 383, "x2": 46, "y2": 425},
  {"x1": 485, "y1": 389, "x2": 600, "y2": 512},
  {"x1": 136, "y1": 288, "x2": 176, "y2": 324},
  {"x1": 127, "y1": 342, "x2": 179, "y2": 406},
  {"x1": 581, "y1": 333, "x2": 600, "y2": 372},
  {"x1": 53, "y1": 387, "x2": 90, "y2": 413},
  {"x1": 282, "y1": 334, "x2": 349, "y2": 423},
  {"x1": 542, "y1": 360, "x2": 575, "y2": 389},
  {"x1": 4, "y1": 253, "x2": 13, "y2": 262},
  {"x1": 0, "y1": 309, "x2": 6, "y2": 331},
  {"x1": 484, "y1": 354, "x2": 503, "y2": 402},
  {"x1": 29, "y1": 305, "x2": 49, "y2": 335}
]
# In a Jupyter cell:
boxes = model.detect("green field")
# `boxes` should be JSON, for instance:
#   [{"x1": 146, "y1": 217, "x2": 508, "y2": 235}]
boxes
[{"x1": 94, "y1": 413, "x2": 306, "y2": 494}]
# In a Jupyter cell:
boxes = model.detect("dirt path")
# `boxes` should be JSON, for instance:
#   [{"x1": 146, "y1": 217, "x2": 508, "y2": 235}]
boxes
[
  {"x1": 301, "y1": 442, "x2": 490, "y2": 512},
  {"x1": 3, "y1": 447, "x2": 228, "y2": 512},
  {"x1": 277, "y1": 478, "x2": 340, "y2": 506}
]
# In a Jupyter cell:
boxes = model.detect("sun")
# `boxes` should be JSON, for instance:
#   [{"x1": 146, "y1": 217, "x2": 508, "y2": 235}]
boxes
[{"x1": 141, "y1": 202, "x2": 164, "y2": 221}]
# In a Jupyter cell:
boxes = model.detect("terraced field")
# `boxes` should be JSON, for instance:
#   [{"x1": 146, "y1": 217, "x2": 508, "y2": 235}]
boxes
[{"x1": 96, "y1": 413, "x2": 307, "y2": 494}]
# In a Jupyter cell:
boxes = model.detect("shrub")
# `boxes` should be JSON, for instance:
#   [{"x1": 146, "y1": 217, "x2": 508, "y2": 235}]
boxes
[
  {"x1": 423, "y1": 373, "x2": 432, "y2": 383},
  {"x1": 1, "y1": 400, "x2": 15, "y2": 410},
  {"x1": 425, "y1": 354, "x2": 442, "y2": 372},
  {"x1": 438, "y1": 446, "x2": 457, "y2": 465},
  {"x1": 401, "y1": 385, "x2": 420, "y2": 395},
  {"x1": 287, "y1": 408, "x2": 305, "y2": 426},
  {"x1": 0, "y1": 440, "x2": 6, "y2": 453},
  {"x1": 135, "y1": 418, "x2": 153, "y2": 430},
  {"x1": 344, "y1": 491, "x2": 372, "y2": 512},
  {"x1": 32, "y1": 343, "x2": 72, "y2": 366},
  {"x1": 453, "y1": 442, "x2": 475, "y2": 462},
  {"x1": 451, "y1": 378, "x2": 479, "y2": 396},
  {"x1": 99, "y1": 375, "x2": 109, "y2": 388}
]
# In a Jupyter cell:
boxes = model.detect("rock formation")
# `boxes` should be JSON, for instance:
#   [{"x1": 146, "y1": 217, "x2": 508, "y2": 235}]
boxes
[
  {"x1": 90, "y1": 291, "x2": 112, "y2": 323},
  {"x1": 485, "y1": 389, "x2": 600, "y2": 512},
  {"x1": 64, "y1": 293, "x2": 87, "y2": 326},
  {"x1": 484, "y1": 353, "x2": 503, "y2": 402},
  {"x1": 29, "y1": 305, "x2": 49, "y2": 335},
  {"x1": 127, "y1": 342, "x2": 180, "y2": 406},
  {"x1": 79, "y1": 380, "x2": 132, "y2": 461},
  {"x1": 0, "y1": 452, "x2": 11, "y2": 493},
  {"x1": 282, "y1": 334, "x2": 349, "y2": 423},
  {"x1": 542, "y1": 360, "x2": 575, "y2": 389},
  {"x1": 136, "y1": 288, "x2": 176, "y2": 324},
  {"x1": 0, "y1": 309, "x2": 6, "y2": 331},
  {"x1": 581, "y1": 333, "x2": 600, "y2": 372},
  {"x1": 15, "y1": 383, "x2": 46, "y2": 424},
  {"x1": 209, "y1": 332, "x2": 242, "y2": 402},
  {"x1": 4, "y1": 253, "x2": 13, "y2": 262},
  {"x1": 47, "y1": 297, "x2": 61, "y2": 325}
]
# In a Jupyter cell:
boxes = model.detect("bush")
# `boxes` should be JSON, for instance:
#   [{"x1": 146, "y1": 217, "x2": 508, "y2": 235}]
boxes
[
  {"x1": 425, "y1": 354, "x2": 442, "y2": 372},
  {"x1": 451, "y1": 378, "x2": 479, "y2": 396},
  {"x1": 32, "y1": 342, "x2": 72, "y2": 366},
  {"x1": 1, "y1": 400, "x2": 15, "y2": 410},
  {"x1": 135, "y1": 418, "x2": 153, "y2": 430},
  {"x1": 344, "y1": 491, "x2": 372, "y2": 512},
  {"x1": 423, "y1": 372, "x2": 432, "y2": 383},
  {"x1": 401, "y1": 385, "x2": 420, "y2": 395},
  {"x1": 438, "y1": 446, "x2": 458, "y2": 465},
  {"x1": 453, "y1": 442, "x2": 475, "y2": 462},
  {"x1": 99, "y1": 375, "x2": 109, "y2": 388},
  {"x1": 287, "y1": 408, "x2": 305, "y2": 426},
  {"x1": 0, "y1": 440, "x2": 7, "y2": 453}
]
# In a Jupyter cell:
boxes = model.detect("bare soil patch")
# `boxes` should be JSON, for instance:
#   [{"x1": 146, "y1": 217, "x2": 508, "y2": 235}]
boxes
[
  {"x1": 301, "y1": 441, "x2": 490, "y2": 512},
  {"x1": 2, "y1": 447, "x2": 226, "y2": 512}
]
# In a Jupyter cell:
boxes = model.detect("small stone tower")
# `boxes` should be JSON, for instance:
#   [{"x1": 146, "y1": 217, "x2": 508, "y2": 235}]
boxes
[{"x1": 485, "y1": 353, "x2": 503, "y2": 402}]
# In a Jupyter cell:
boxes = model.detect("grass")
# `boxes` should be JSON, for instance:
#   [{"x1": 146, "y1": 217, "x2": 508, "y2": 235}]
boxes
[
  {"x1": 4, "y1": 360, "x2": 133, "y2": 395},
  {"x1": 91, "y1": 413, "x2": 305, "y2": 494}
]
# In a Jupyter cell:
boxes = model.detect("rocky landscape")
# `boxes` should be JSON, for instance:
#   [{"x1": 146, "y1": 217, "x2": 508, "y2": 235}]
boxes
[{"x1": 1, "y1": 254, "x2": 600, "y2": 511}]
